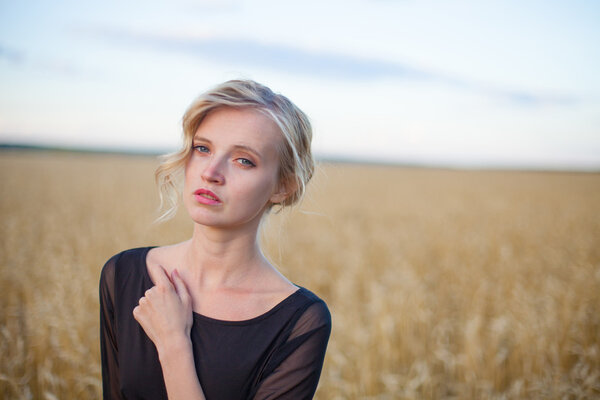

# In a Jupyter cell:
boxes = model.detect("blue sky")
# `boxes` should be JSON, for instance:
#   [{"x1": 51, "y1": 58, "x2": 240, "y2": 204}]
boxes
[{"x1": 1, "y1": 0, "x2": 599, "y2": 169}]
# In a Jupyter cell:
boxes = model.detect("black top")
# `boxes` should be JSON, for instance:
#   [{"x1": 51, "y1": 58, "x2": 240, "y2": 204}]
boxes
[{"x1": 100, "y1": 247, "x2": 331, "y2": 400}]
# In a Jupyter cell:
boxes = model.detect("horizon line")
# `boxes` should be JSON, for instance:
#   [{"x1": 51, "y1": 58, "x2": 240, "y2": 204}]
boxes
[{"x1": 1, "y1": 143, "x2": 599, "y2": 174}]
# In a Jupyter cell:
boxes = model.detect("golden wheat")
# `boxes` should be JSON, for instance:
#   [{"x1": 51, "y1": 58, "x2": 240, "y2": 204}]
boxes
[{"x1": 1, "y1": 151, "x2": 599, "y2": 399}]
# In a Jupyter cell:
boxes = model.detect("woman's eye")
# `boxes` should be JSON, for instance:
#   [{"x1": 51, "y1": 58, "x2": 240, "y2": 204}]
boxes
[
  {"x1": 236, "y1": 158, "x2": 255, "y2": 167},
  {"x1": 194, "y1": 145, "x2": 209, "y2": 153}
]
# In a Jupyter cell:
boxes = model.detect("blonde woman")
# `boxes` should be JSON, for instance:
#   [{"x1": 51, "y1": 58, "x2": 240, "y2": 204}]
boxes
[{"x1": 99, "y1": 80, "x2": 331, "y2": 399}]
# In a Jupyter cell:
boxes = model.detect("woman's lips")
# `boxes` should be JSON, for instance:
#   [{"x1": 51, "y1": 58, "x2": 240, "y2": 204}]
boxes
[{"x1": 194, "y1": 189, "x2": 222, "y2": 205}]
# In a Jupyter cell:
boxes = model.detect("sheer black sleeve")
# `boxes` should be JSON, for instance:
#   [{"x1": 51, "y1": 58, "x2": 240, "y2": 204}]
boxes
[
  {"x1": 99, "y1": 254, "x2": 123, "y2": 400},
  {"x1": 252, "y1": 301, "x2": 332, "y2": 400}
]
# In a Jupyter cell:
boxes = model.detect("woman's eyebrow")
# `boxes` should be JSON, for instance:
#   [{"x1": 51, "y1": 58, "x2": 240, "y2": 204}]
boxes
[
  {"x1": 193, "y1": 136, "x2": 262, "y2": 158},
  {"x1": 192, "y1": 136, "x2": 211, "y2": 143},
  {"x1": 232, "y1": 144, "x2": 262, "y2": 159}
]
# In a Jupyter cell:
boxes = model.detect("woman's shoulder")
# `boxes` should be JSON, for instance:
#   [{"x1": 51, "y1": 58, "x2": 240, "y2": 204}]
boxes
[
  {"x1": 300, "y1": 286, "x2": 331, "y2": 312},
  {"x1": 100, "y1": 246, "x2": 155, "y2": 282},
  {"x1": 102, "y1": 246, "x2": 155, "y2": 268},
  {"x1": 99, "y1": 246, "x2": 157, "y2": 304},
  {"x1": 295, "y1": 286, "x2": 327, "y2": 305},
  {"x1": 285, "y1": 287, "x2": 331, "y2": 330},
  {"x1": 144, "y1": 242, "x2": 187, "y2": 274},
  {"x1": 291, "y1": 287, "x2": 327, "y2": 309}
]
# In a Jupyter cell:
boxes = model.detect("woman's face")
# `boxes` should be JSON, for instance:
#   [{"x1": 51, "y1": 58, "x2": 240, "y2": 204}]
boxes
[{"x1": 183, "y1": 107, "x2": 287, "y2": 230}]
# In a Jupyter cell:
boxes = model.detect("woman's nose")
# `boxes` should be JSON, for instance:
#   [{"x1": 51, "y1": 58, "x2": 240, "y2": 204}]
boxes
[{"x1": 201, "y1": 158, "x2": 225, "y2": 184}]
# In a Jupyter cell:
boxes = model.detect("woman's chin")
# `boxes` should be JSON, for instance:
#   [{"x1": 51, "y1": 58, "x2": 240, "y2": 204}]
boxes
[{"x1": 188, "y1": 210, "x2": 265, "y2": 231}]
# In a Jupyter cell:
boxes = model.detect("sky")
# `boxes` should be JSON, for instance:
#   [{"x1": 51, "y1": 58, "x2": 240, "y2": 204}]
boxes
[{"x1": 1, "y1": 0, "x2": 599, "y2": 169}]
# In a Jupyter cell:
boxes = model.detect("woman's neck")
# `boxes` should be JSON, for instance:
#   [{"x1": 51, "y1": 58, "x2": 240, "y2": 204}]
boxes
[{"x1": 181, "y1": 223, "x2": 268, "y2": 289}]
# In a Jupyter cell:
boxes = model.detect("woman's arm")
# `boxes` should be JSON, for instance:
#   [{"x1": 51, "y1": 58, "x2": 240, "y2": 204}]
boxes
[
  {"x1": 99, "y1": 255, "x2": 124, "y2": 400},
  {"x1": 133, "y1": 265, "x2": 206, "y2": 400},
  {"x1": 252, "y1": 301, "x2": 331, "y2": 399}
]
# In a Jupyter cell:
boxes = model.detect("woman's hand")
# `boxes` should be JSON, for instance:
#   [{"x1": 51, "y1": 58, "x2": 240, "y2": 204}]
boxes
[
  {"x1": 134, "y1": 266, "x2": 206, "y2": 400},
  {"x1": 133, "y1": 265, "x2": 193, "y2": 354}
]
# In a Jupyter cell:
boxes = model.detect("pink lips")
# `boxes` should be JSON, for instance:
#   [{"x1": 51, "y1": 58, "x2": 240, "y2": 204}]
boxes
[{"x1": 194, "y1": 188, "x2": 222, "y2": 205}]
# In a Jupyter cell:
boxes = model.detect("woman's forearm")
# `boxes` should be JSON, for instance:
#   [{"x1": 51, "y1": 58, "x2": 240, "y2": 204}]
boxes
[{"x1": 158, "y1": 334, "x2": 206, "y2": 400}]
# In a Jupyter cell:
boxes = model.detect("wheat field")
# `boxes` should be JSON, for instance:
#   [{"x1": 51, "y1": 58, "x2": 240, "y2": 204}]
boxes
[{"x1": 1, "y1": 150, "x2": 599, "y2": 399}]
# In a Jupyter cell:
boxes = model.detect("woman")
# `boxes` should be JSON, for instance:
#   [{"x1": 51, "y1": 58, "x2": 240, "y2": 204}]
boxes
[{"x1": 99, "y1": 80, "x2": 331, "y2": 399}]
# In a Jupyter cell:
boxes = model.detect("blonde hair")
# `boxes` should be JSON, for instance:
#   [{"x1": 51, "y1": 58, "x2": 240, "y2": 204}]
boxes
[{"x1": 155, "y1": 79, "x2": 314, "y2": 221}]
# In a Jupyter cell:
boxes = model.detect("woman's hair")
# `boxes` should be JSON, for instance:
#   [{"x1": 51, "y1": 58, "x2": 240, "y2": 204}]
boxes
[{"x1": 155, "y1": 79, "x2": 314, "y2": 221}]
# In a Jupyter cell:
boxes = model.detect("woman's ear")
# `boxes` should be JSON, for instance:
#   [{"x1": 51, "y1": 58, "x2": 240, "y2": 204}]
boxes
[{"x1": 269, "y1": 177, "x2": 297, "y2": 205}]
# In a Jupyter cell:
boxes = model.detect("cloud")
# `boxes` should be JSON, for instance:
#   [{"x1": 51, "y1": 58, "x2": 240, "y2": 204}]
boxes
[
  {"x1": 89, "y1": 28, "x2": 579, "y2": 106},
  {"x1": 91, "y1": 27, "x2": 427, "y2": 80},
  {"x1": 0, "y1": 43, "x2": 88, "y2": 77},
  {"x1": 0, "y1": 44, "x2": 26, "y2": 64}
]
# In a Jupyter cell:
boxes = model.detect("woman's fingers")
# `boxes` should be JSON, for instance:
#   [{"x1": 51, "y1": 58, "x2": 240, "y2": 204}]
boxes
[
  {"x1": 132, "y1": 305, "x2": 144, "y2": 324},
  {"x1": 149, "y1": 263, "x2": 173, "y2": 288},
  {"x1": 171, "y1": 269, "x2": 190, "y2": 303},
  {"x1": 171, "y1": 268, "x2": 193, "y2": 335}
]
